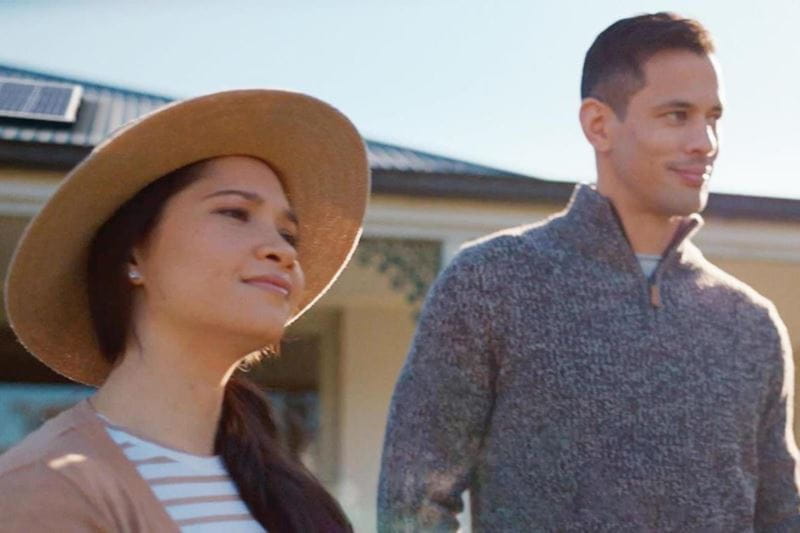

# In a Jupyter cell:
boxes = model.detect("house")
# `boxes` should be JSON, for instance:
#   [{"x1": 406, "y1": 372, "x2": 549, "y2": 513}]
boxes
[{"x1": 1, "y1": 64, "x2": 799, "y2": 530}]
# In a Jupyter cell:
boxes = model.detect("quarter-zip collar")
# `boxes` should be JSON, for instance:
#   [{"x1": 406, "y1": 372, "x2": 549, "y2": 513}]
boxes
[{"x1": 552, "y1": 184, "x2": 704, "y2": 279}]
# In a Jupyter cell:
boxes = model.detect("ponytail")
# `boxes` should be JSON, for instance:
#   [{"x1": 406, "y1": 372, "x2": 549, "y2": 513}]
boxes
[{"x1": 216, "y1": 376, "x2": 352, "y2": 532}]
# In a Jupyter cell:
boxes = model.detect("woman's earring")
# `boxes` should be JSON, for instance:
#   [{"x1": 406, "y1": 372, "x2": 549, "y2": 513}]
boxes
[{"x1": 128, "y1": 268, "x2": 142, "y2": 284}]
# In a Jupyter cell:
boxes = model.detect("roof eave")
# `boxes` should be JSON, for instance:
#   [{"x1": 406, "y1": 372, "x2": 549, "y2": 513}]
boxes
[
  {"x1": 372, "y1": 169, "x2": 574, "y2": 205},
  {"x1": 4, "y1": 146, "x2": 800, "y2": 223},
  {"x1": 0, "y1": 140, "x2": 89, "y2": 170},
  {"x1": 373, "y1": 169, "x2": 800, "y2": 223},
  {"x1": 705, "y1": 193, "x2": 800, "y2": 223}
]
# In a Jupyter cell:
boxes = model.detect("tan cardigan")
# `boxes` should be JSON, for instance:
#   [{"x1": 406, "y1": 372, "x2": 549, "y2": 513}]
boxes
[{"x1": 0, "y1": 400, "x2": 180, "y2": 532}]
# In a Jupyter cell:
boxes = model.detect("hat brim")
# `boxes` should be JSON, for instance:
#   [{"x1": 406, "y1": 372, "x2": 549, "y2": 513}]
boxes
[{"x1": 4, "y1": 89, "x2": 370, "y2": 386}]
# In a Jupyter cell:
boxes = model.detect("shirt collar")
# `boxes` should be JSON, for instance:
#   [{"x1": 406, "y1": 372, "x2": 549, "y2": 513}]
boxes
[{"x1": 551, "y1": 183, "x2": 704, "y2": 274}]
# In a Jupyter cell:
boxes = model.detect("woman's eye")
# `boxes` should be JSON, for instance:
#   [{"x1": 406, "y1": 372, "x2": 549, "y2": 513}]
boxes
[
  {"x1": 215, "y1": 208, "x2": 249, "y2": 222},
  {"x1": 280, "y1": 231, "x2": 299, "y2": 247}
]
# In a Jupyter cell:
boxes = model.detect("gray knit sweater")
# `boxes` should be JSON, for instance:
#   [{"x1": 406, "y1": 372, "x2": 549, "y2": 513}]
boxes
[{"x1": 378, "y1": 185, "x2": 800, "y2": 532}]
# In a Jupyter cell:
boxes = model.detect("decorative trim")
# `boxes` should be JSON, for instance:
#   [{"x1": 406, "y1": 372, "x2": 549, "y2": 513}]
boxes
[
  {"x1": 365, "y1": 196, "x2": 800, "y2": 264},
  {"x1": 355, "y1": 237, "x2": 441, "y2": 308}
]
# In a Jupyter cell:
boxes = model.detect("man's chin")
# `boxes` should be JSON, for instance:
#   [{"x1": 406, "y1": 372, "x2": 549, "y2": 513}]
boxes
[{"x1": 660, "y1": 192, "x2": 708, "y2": 217}]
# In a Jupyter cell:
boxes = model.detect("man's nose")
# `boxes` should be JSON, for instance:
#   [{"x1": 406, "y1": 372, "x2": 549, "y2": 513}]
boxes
[{"x1": 687, "y1": 122, "x2": 718, "y2": 157}]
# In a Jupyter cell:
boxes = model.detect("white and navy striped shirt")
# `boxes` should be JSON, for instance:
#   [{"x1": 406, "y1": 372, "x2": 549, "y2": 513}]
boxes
[{"x1": 103, "y1": 423, "x2": 265, "y2": 532}]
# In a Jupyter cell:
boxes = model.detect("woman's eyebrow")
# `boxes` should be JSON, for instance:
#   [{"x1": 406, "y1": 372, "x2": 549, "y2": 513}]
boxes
[
  {"x1": 203, "y1": 189, "x2": 263, "y2": 203},
  {"x1": 203, "y1": 189, "x2": 299, "y2": 224}
]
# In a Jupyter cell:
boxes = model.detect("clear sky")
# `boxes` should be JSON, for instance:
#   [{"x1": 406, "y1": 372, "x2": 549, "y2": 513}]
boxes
[{"x1": 1, "y1": 0, "x2": 798, "y2": 199}]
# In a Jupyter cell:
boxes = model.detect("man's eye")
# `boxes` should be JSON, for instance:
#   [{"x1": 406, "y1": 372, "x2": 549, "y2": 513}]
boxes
[
  {"x1": 666, "y1": 110, "x2": 688, "y2": 122},
  {"x1": 216, "y1": 208, "x2": 249, "y2": 221}
]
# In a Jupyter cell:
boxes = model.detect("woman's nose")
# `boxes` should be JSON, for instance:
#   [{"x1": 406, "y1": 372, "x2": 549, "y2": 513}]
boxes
[{"x1": 255, "y1": 232, "x2": 298, "y2": 268}]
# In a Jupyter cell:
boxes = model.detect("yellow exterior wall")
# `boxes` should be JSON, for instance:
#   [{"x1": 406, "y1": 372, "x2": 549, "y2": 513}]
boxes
[
  {"x1": 336, "y1": 305, "x2": 416, "y2": 531},
  {"x1": 709, "y1": 258, "x2": 800, "y2": 344},
  {"x1": 708, "y1": 257, "x2": 800, "y2": 441},
  {"x1": 0, "y1": 166, "x2": 63, "y2": 321}
]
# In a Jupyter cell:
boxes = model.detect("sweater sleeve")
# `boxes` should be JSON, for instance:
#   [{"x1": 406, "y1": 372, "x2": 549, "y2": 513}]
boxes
[
  {"x1": 754, "y1": 311, "x2": 800, "y2": 531},
  {"x1": 377, "y1": 250, "x2": 497, "y2": 532},
  {"x1": 0, "y1": 461, "x2": 113, "y2": 532}
]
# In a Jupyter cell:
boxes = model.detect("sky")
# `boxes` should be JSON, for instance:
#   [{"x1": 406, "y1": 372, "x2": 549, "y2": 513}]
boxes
[{"x1": 1, "y1": 0, "x2": 798, "y2": 199}]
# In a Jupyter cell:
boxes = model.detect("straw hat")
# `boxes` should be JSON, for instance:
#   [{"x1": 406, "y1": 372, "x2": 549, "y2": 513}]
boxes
[{"x1": 4, "y1": 89, "x2": 370, "y2": 386}]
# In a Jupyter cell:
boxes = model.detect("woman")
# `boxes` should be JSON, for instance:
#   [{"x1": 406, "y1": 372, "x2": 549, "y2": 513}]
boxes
[{"x1": 0, "y1": 90, "x2": 369, "y2": 532}]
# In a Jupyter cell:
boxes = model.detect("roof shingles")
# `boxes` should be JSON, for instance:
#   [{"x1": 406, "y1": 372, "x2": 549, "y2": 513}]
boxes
[{"x1": 0, "y1": 64, "x2": 506, "y2": 177}]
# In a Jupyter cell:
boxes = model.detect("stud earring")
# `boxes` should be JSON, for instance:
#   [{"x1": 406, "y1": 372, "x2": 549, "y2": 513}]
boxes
[{"x1": 128, "y1": 269, "x2": 142, "y2": 283}]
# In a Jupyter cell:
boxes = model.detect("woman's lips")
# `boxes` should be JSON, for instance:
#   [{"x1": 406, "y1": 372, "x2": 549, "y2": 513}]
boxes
[{"x1": 243, "y1": 275, "x2": 291, "y2": 297}]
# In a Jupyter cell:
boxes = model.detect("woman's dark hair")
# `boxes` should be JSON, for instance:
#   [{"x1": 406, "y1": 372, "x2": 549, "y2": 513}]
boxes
[
  {"x1": 87, "y1": 160, "x2": 352, "y2": 532},
  {"x1": 581, "y1": 12, "x2": 715, "y2": 118}
]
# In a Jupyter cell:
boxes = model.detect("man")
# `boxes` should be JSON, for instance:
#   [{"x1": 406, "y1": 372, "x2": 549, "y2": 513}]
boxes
[{"x1": 378, "y1": 12, "x2": 800, "y2": 531}]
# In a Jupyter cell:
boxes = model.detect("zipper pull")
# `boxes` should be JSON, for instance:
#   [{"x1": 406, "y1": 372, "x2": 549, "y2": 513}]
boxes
[{"x1": 650, "y1": 284, "x2": 663, "y2": 308}]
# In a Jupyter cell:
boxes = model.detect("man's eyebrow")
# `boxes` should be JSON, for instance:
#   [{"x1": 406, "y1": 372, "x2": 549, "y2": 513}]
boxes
[
  {"x1": 203, "y1": 189, "x2": 299, "y2": 225},
  {"x1": 655, "y1": 100, "x2": 694, "y2": 110},
  {"x1": 655, "y1": 100, "x2": 723, "y2": 114}
]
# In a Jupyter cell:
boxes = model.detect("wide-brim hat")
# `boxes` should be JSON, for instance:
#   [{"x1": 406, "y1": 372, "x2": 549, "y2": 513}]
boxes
[{"x1": 4, "y1": 89, "x2": 370, "y2": 386}]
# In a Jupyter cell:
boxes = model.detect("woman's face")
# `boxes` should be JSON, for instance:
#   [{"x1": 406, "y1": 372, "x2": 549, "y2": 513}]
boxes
[{"x1": 130, "y1": 155, "x2": 305, "y2": 351}]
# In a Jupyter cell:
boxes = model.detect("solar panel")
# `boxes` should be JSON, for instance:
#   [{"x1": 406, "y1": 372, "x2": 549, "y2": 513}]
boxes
[{"x1": 0, "y1": 77, "x2": 83, "y2": 123}]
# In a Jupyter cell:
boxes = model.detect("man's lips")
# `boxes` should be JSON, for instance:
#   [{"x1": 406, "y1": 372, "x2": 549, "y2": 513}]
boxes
[
  {"x1": 668, "y1": 164, "x2": 712, "y2": 188},
  {"x1": 242, "y1": 275, "x2": 292, "y2": 297}
]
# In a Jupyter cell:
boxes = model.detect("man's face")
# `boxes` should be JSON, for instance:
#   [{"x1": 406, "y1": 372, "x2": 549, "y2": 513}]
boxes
[{"x1": 607, "y1": 50, "x2": 723, "y2": 217}]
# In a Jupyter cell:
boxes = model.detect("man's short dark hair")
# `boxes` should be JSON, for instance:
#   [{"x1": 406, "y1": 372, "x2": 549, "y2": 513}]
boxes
[{"x1": 581, "y1": 12, "x2": 715, "y2": 118}]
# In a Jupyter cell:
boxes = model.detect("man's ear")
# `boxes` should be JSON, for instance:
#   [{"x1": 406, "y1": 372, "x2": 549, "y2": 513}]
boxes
[{"x1": 579, "y1": 97, "x2": 616, "y2": 153}]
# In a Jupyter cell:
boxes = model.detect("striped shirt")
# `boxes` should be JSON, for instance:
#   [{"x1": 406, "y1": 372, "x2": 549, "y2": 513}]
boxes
[{"x1": 103, "y1": 423, "x2": 265, "y2": 532}]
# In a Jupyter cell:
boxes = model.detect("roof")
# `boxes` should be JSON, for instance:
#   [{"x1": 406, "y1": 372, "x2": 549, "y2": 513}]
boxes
[
  {"x1": 366, "y1": 140, "x2": 508, "y2": 177},
  {"x1": 0, "y1": 64, "x2": 510, "y2": 178},
  {"x1": 0, "y1": 64, "x2": 172, "y2": 148},
  {"x1": 0, "y1": 63, "x2": 799, "y2": 222}
]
